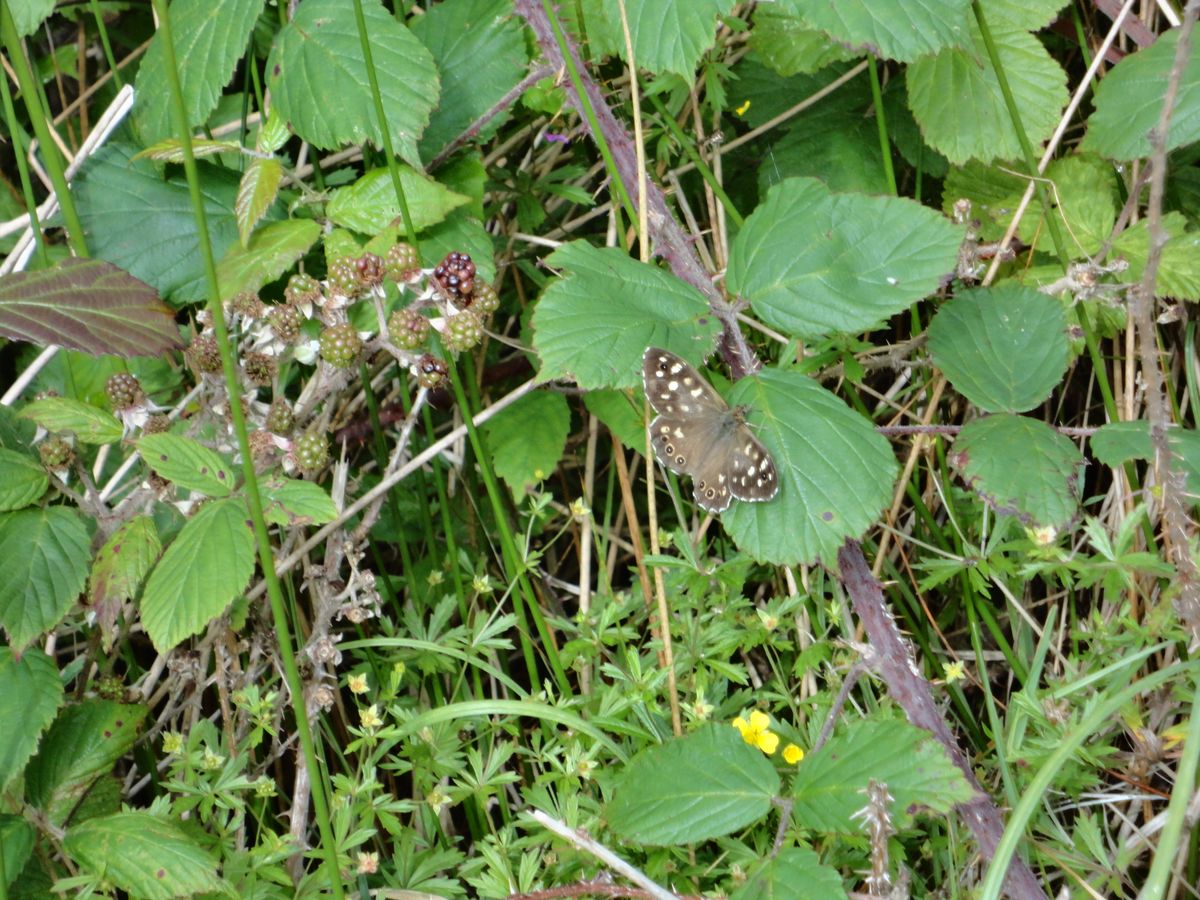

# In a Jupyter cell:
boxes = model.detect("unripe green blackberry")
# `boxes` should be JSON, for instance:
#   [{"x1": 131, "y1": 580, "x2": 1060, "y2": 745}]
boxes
[
  {"x1": 442, "y1": 310, "x2": 483, "y2": 353},
  {"x1": 266, "y1": 399, "x2": 295, "y2": 435},
  {"x1": 387, "y1": 307, "x2": 430, "y2": 350},
  {"x1": 143, "y1": 415, "x2": 171, "y2": 435},
  {"x1": 355, "y1": 252, "x2": 385, "y2": 289},
  {"x1": 432, "y1": 251, "x2": 475, "y2": 305},
  {"x1": 230, "y1": 291, "x2": 264, "y2": 319},
  {"x1": 293, "y1": 430, "x2": 328, "y2": 475},
  {"x1": 319, "y1": 322, "x2": 362, "y2": 368},
  {"x1": 242, "y1": 351, "x2": 277, "y2": 387},
  {"x1": 285, "y1": 273, "x2": 322, "y2": 307},
  {"x1": 95, "y1": 674, "x2": 124, "y2": 700},
  {"x1": 472, "y1": 281, "x2": 499, "y2": 315},
  {"x1": 327, "y1": 257, "x2": 360, "y2": 298},
  {"x1": 415, "y1": 354, "x2": 448, "y2": 389},
  {"x1": 187, "y1": 334, "x2": 223, "y2": 375},
  {"x1": 39, "y1": 436, "x2": 73, "y2": 469},
  {"x1": 106, "y1": 373, "x2": 145, "y2": 411},
  {"x1": 267, "y1": 305, "x2": 302, "y2": 344},
  {"x1": 385, "y1": 242, "x2": 421, "y2": 282}
]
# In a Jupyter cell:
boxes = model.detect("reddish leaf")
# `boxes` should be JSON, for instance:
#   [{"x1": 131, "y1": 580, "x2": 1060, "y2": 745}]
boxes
[{"x1": 0, "y1": 258, "x2": 182, "y2": 357}]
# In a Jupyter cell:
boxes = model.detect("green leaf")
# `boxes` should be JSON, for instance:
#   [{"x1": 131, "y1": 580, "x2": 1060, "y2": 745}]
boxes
[
  {"x1": 88, "y1": 516, "x2": 162, "y2": 624},
  {"x1": 412, "y1": 0, "x2": 528, "y2": 160},
  {"x1": 1090, "y1": 421, "x2": 1152, "y2": 468},
  {"x1": 236, "y1": 157, "x2": 283, "y2": 245},
  {"x1": 267, "y1": 0, "x2": 439, "y2": 166},
  {"x1": 607, "y1": 723, "x2": 780, "y2": 845},
  {"x1": 0, "y1": 448, "x2": 48, "y2": 511},
  {"x1": 260, "y1": 477, "x2": 339, "y2": 526},
  {"x1": 928, "y1": 283, "x2": 1069, "y2": 413},
  {"x1": 74, "y1": 144, "x2": 246, "y2": 304},
  {"x1": 1169, "y1": 429, "x2": 1200, "y2": 500},
  {"x1": 8, "y1": 0, "x2": 55, "y2": 38},
  {"x1": 137, "y1": 434, "x2": 236, "y2": 498},
  {"x1": 326, "y1": 166, "x2": 470, "y2": 234},
  {"x1": 0, "y1": 815, "x2": 35, "y2": 890},
  {"x1": 732, "y1": 847, "x2": 848, "y2": 900},
  {"x1": 482, "y1": 391, "x2": 571, "y2": 498},
  {"x1": 64, "y1": 812, "x2": 222, "y2": 899},
  {"x1": 19, "y1": 397, "x2": 123, "y2": 444},
  {"x1": 140, "y1": 498, "x2": 256, "y2": 653},
  {"x1": 907, "y1": 18, "x2": 1068, "y2": 164},
  {"x1": 0, "y1": 648, "x2": 63, "y2": 793},
  {"x1": 133, "y1": 0, "x2": 266, "y2": 145},
  {"x1": 26, "y1": 701, "x2": 148, "y2": 826},
  {"x1": 1084, "y1": 30, "x2": 1200, "y2": 160},
  {"x1": 941, "y1": 159, "x2": 1026, "y2": 242},
  {"x1": 0, "y1": 507, "x2": 90, "y2": 650},
  {"x1": 608, "y1": 0, "x2": 738, "y2": 79},
  {"x1": 791, "y1": 719, "x2": 973, "y2": 832},
  {"x1": 951, "y1": 414, "x2": 1082, "y2": 530},
  {"x1": 582, "y1": 388, "x2": 645, "y2": 452},
  {"x1": 784, "y1": 0, "x2": 970, "y2": 62},
  {"x1": 217, "y1": 218, "x2": 321, "y2": 302},
  {"x1": 532, "y1": 242, "x2": 721, "y2": 390},
  {"x1": 727, "y1": 178, "x2": 963, "y2": 339},
  {"x1": 747, "y1": 5, "x2": 855, "y2": 76},
  {"x1": 723, "y1": 369, "x2": 897, "y2": 565},
  {"x1": 759, "y1": 104, "x2": 890, "y2": 196},
  {"x1": 0, "y1": 257, "x2": 183, "y2": 357},
  {"x1": 1111, "y1": 213, "x2": 1200, "y2": 302},
  {"x1": 985, "y1": 0, "x2": 1070, "y2": 31}
]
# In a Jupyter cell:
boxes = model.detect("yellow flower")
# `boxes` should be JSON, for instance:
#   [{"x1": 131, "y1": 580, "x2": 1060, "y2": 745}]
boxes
[
  {"x1": 347, "y1": 673, "x2": 369, "y2": 694},
  {"x1": 733, "y1": 711, "x2": 780, "y2": 755},
  {"x1": 782, "y1": 743, "x2": 804, "y2": 765},
  {"x1": 1028, "y1": 525, "x2": 1057, "y2": 545},
  {"x1": 943, "y1": 660, "x2": 966, "y2": 683},
  {"x1": 735, "y1": 99, "x2": 751, "y2": 116},
  {"x1": 427, "y1": 788, "x2": 451, "y2": 814},
  {"x1": 569, "y1": 497, "x2": 590, "y2": 521},
  {"x1": 162, "y1": 731, "x2": 184, "y2": 755},
  {"x1": 360, "y1": 704, "x2": 383, "y2": 729}
]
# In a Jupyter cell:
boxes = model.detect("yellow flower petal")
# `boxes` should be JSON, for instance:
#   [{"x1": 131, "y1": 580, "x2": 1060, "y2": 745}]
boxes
[
  {"x1": 748, "y1": 710, "x2": 771, "y2": 731},
  {"x1": 783, "y1": 743, "x2": 804, "y2": 765},
  {"x1": 757, "y1": 730, "x2": 780, "y2": 755}
]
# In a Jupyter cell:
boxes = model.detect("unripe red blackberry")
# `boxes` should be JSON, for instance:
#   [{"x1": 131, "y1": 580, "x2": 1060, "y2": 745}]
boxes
[
  {"x1": 387, "y1": 307, "x2": 430, "y2": 350},
  {"x1": 385, "y1": 242, "x2": 421, "y2": 282},
  {"x1": 432, "y1": 251, "x2": 476, "y2": 305},
  {"x1": 327, "y1": 257, "x2": 360, "y2": 298},
  {"x1": 355, "y1": 252, "x2": 385, "y2": 289},
  {"x1": 143, "y1": 415, "x2": 171, "y2": 435},
  {"x1": 267, "y1": 305, "x2": 302, "y2": 344},
  {"x1": 187, "y1": 334, "x2": 223, "y2": 375},
  {"x1": 319, "y1": 322, "x2": 362, "y2": 368},
  {"x1": 230, "y1": 291, "x2": 264, "y2": 319},
  {"x1": 39, "y1": 437, "x2": 73, "y2": 469},
  {"x1": 442, "y1": 310, "x2": 483, "y2": 353},
  {"x1": 266, "y1": 399, "x2": 294, "y2": 435},
  {"x1": 106, "y1": 372, "x2": 145, "y2": 411},
  {"x1": 294, "y1": 430, "x2": 329, "y2": 474},
  {"x1": 472, "y1": 281, "x2": 499, "y2": 315},
  {"x1": 415, "y1": 354, "x2": 448, "y2": 389},
  {"x1": 242, "y1": 351, "x2": 277, "y2": 387},
  {"x1": 285, "y1": 273, "x2": 322, "y2": 307}
]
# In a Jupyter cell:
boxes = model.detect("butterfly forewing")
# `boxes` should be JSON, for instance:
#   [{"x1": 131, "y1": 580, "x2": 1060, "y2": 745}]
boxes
[{"x1": 642, "y1": 347, "x2": 780, "y2": 513}]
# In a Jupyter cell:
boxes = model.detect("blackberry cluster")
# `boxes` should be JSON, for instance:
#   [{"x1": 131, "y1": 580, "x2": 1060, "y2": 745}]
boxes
[
  {"x1": 355, "y1": 252, "x2": 385, "y2": 289},
  {"x1": 388, "y1": 307, "x2": 430, "y2": 350},
  {"x1": 242, "y1": 351, "x2": 277, "y2": 387},
  {"x1": 327, "y1": 256, "x2": 361, "y2": 298},
  {"x1": 39, "y1": 437, "x2": 73, "y2": 469},
  {"x1": 106, "y1": 373, "x2": 145, "y2": 410},
  {"x1": 266, "y1": 399, "x2": 294, "y2": 435},
  {"x1": 267, "y1": 305, "x2": 302, "y2": 344},
  {"x1": 442, "y1": 310, "x2": 484, "y2": 353},
  {"x1": 294, "y1": 430, "x2": 329, "y2": 474},
  {"x1": 187, "y1": 334, "x2": 223, "y2": 375},
  {"x1": 230, "y1": 291, "x2": 264, "y2": 319},
  {"x1": 415, "y1": 354, "x2": 448, "y2": 389},
  {"x1": 319, "y1": 323, "x2": 362, "y2": 368},
  {"x1": 285, "y1": 273, "x2": 322, "y2": 307},
  {"x1": 432, "y1": 252, "x2": 476, "y2": 305},
  {"x1": 385, "y1": 242, "x2": 421, "y2": 282}
]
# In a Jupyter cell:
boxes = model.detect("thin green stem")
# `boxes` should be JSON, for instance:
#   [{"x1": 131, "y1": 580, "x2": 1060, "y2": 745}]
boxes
[
  {"x1": 866, "y1": 58, "x2": 897, "y2": 196},
  {"x1": 646, "y1": 94, "x2": 743, "y2": 227},
  {"x1": 0, "y1": 55, "x2": 48, "y2": 268},
  {"x1": 88, "y1": 0, "x2": 122, "y2": 88},
  {"x1": 145, "y1": 1, "x2": 343, "y2": 893},
  {"x1": 0, "y1": 4, "x2": 87, "y2": 258}
]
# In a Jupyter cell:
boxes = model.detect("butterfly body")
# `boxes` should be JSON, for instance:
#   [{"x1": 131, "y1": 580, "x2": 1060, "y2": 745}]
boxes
[{"x1": 642, "y1": 347, "x2": 780, "y2": 513}]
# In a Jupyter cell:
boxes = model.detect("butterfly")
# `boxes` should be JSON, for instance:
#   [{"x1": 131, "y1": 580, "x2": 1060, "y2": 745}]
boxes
[{"x1": 642, "y1": 347, "x2": 780, "y2": 513}]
